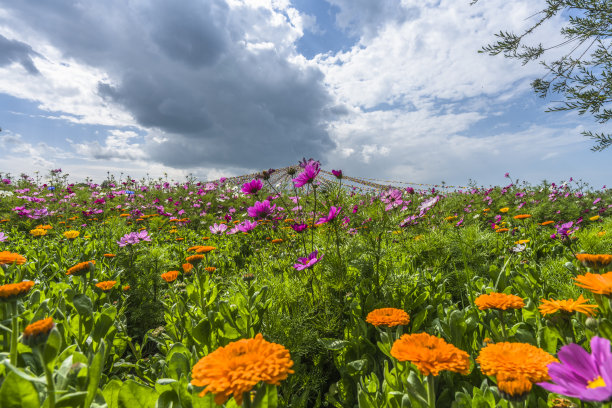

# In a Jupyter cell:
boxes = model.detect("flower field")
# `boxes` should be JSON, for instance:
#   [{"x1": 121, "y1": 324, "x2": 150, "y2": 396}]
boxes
[{"x1": 0, "y1": 164, "x2": 611, "y2": 408}]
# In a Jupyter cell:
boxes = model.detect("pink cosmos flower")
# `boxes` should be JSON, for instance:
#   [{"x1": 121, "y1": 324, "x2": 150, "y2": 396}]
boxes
[
  {"x1": 293, "y1": 250, "x2": 323, "y2": 271},
  {"x1": 247, "y1": 200, "x2": 276, "y2": 219},
  {"x1": 209, "y1": 223, "x2": 228, "y2": 234},
  {"x1": 237, "y1": 220, "x2": 257, "y2": 232},
  {"x1": 293, "y1": 161, "x2": 320, "y2": 188}
]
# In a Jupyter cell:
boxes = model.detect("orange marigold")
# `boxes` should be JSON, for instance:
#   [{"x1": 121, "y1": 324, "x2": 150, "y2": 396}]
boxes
[
  {"x1": 0, "y1": 251, "x2": 27, "y2": 265},
  {"x1": 474, "y1": 293, "x2": 525, "y2": 311},
  {"x1": 477, "y1": 342, "x2": 556, "y2": 384},
  {"x1": 161, "y1": 271, "x2": 179, "y2": 283},
  {"x1": 539, "y1": 221, "x2": 554, "y2": 226},
  {"x1": 513, "y1": 214, "x2": 532, "y2": 220},
  {"x1": 104, "y1": 253, "x2": 116, "y2": 258},
  {"x1": 95, "y1": 280, "x2": 116, "y2": 291},
  {"x1": 575, "y1": 253, "x2": 612, "y2": 269},
  {"x1": 30, "y1": 228, "x2": 47, "y2": 237},
  {"x1": 366, "y1": 308, "x2": 410, "y2": 327},
  {"x1": 182, "y1": 263, "x2": 194, "y2": 274},
  {"x1": 22, "y1": 317, "x2": 55, "y2": 347},
  {"x1": 66, "y1": 260, "x2": 96, "y2": 276},
  {"x1": 496, "y1": 372, "x2": 533, "y2": 400},
  {"x1": 204, "y1": 266, "x2": 216, "y2": 273},
  {"x1": 186, "y1": 254, "x2": 205, "y2": 265},
  {"x1": 195, "y1": 246, "x2": 216, "y2": 253},
  {"x1": 539, "y1": 295, "x2": 597, "y2": 317},
  {"x1": 496, "y1": 228, "x2": 509, "y2": 233},
  {"x1": 63, "y1": 230, "x2": 80, "y2": 239},
  {"x1": 499, "y1": 208, "x2": 509, "y2": 213},
  {"x1": 190, "y1": 333, "x2": 294, "y2": 405},
  {"x1": 0, "y1": 281, "x2": 35, "y2": 301},
  {"x1": 575, "y1": 272, "x2": 612, "y2": 295},
  {"x1": 271, "y1": 239, "x2": 283, "y2": 244},
  {"x1": 122, "y1": 285, "x2": 130, "y2": 291},
  {"x1": 390, "y1": 332, "x2": 470, "y2": 376}
]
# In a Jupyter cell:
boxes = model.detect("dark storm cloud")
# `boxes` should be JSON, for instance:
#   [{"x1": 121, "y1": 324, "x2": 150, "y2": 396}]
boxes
[
  {"x1": 0, "y1": 34, "x2": 40, "y2": 74},
  {"x1": 1, "y1": 0, "x2": 339, "y2": 168}
]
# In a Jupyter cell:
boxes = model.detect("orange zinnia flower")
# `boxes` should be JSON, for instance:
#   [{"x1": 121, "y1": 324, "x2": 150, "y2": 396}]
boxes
[
  {"x1": 496, "y1": 228, "x2": 509, "y2": 233},
  {"x1": 575, "y1": 272, "x2": 612, "y2": 295},
  {"x1": 366, "y1": 308, "x2": 410, "y2": 327},
  {"x1": 0, "y1": 251, "x2": 27, "y2": 265},
  {"x1": 390, "y1": 332, "x2": 470, "y2": 376},
  {"x1": 539, "y1": 221, "x2": 554, "y2": 226},
  {"x1": 22, "y1": 317, "x2": 55, "y2": 347},
  {"x1": 161, "y1": 271, "x2": 179, "y2": 283},
  {"x1": 182, "y1": 263, "x2": 194, "y2": 274},
  {"x1": 190, "y1": 333, "x2": 294, "y2": 405},
  {"x1": 477, "y1": 342, "x2": 556, "y2": 386},
  {"x1": 0, "y1": 281, "x2": 35, "y2": 301},
  {"x1": 104, "y1": 253, "x2": 116, "y2": 258},
  {"x1": 186, "y1": 254, "x2": 205, "y2": 265},
  {"x1": 204, "y1": 266, "x2": 216, "y2": 273},
  {"x1": 95, "y1": 281, "x2": 117, "y2": 291},
  {"x1": 539, "y1": 295, "x2": 598, "y2": 317},
  {"x1": 195, "y1": 246, "x2": 216, "y2": 253},
  {"x1": 66, "y1": 260, "x2": 96, "y2": 276},
  {"x1": 513, "y1": 214, "x2": 532, "y2": 220},
  {"x1": 575, "y1": 253, "x2": 612, "y2": 269},
  {"x1": 474, "y1": 293, "x2": 525, "y2": 311}
]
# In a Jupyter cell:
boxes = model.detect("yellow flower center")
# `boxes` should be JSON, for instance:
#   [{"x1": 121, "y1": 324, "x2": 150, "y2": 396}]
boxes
[{"x1": 587, "y1": 376, "x2": 606, "y2": 389}]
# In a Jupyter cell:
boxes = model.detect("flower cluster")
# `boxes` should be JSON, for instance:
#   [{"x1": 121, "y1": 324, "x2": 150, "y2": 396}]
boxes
[{"x1": 117, "y1": 230, "x2": 151, "y2": 247}]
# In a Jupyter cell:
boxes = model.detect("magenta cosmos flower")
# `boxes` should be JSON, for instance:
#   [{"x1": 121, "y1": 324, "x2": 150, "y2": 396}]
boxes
[
  {"x1": 537, "y1": 336, "x2": 612, "y2": 402},
  {"x1": 316, "y1": 206, "x2": 342, "y2": 225},
  {"x1": 117, "y1": 230, "x2": 151, "y2": 247},
  {"x1": 293, "y1": 161, "x2": 320, "y2": 188},
  {"x1": 237, "y1": 220, "x2": 257, "y2": 232},
  {"x1": 293, "y1": 250, "x2": 323, "y2": 271},
  {"x1": 247, "y1": 200, "x2": 276, "y2": 219},
  {"x1": 241, "y1": 179, "x2": 263, "y2": 195},
  {"x1": 331, "y1": 169, "x2": 343, "y2": 179}
]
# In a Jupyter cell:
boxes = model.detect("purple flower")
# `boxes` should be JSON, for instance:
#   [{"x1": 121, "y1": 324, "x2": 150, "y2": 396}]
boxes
[
  {"x1": 293, "y1": 250, "x2": 323, "y2": 271},
  {"x1": 538, "y1": 336, "x2": 612, "y2": 402},
  {"x1": 381, "y1": 189, "x2": 403, "y2": 211},
  {"x1": 209, "y1": 223, "x2": 228, "y2": 234},
  {"x1": 293, "y1": 161, "x2": 321, "y2": 188},
  {"x1": 405, "y1": 187, "x2": 415, "y2": 194},
  {"x1": 117, "y1": 230, "x2": 151, "y2": 247},
  {"x1": 331, "y1": 169, "x2": 343, "y2": 179},
  {"x1": 418, "y1": 195, "x2": 440, "y2": 213},
  {"x1": 242, "y1": 179, "x2": 263, "y2": 195},
  {"x1": 504, "y1": 172, "x2": 510, "y2": 178},
  {"x1": 317, "y1": 206, "x2": 342, "y2": 224},
  {"x1": 237, "y1": 220, "x2": 257, "y2": 232},
  {"x1": 0, "y1": 232, "x2": 7, "y2": 242},
  {"x1": 247, "y1": 200, "x2": 276, "y2": 219},
  {"x1": 291, "y1": 223, "x2": 308, "y2": 233}
]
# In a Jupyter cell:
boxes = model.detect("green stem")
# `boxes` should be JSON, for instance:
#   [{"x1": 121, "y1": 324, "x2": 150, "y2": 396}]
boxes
[
  {"x1": 242, "y1": 391, "x2": 252, "y2": 408},
  {"x1": 498, "y1": 310, "x2": 508, "y2": 340},
  {"x1": 35, "y1": 347, "x2": 56, "y2": 408},
  {"x1": 426, "y1": 374, "x2": 435, "y2": 408},
  {"x1": 10, "y1": 302, "x2": 19, "y2": 366},
  {"x1": 311, "y1": 186, "x2": 318, "y2": 251}
]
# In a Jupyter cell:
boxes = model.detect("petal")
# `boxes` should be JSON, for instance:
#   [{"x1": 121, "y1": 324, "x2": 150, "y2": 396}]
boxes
[
  {"x1": 558, "y1": 343, "x2": 598, "y2": 376},
  {"x1": 591, "y1": 336, "x2": 612, "y2": 366}
]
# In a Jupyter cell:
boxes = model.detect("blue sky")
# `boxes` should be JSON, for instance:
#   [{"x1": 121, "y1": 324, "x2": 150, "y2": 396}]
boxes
[{"x1": 0, "y1": 0, "x2": 609, "y2": 188}]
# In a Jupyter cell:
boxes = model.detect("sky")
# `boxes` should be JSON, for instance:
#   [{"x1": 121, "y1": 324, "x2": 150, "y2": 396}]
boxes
[{"x1": 0, "y1": 0, "x2": 609, "y2": 188}]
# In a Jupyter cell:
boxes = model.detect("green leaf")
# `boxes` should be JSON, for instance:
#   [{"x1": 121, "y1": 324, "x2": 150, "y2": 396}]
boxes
[
  {"x1": 167, "y1": 352, "x2": 190, "y2": 381},
  {"x1": 191, "y1": 392, "x2": 222, "y2": 408},
  {"x1": 102, "y1": 379, "x2": 123, "y2": 408},
  {"x1": 56, "y1": 391, "x2": 88, "y2": 408},
  {"x1": 318, "y1": 338, "x2": 349, "y2": 350},
  {"x1": 85, "y1": 341, "x2": 105, "y2": 408},
  {"x1": 92, "y1": 306, "x2": 117, "y2": 343},
  {"x1": 42, "y1": 327, "x2": 62, "y2": 367},
  {"x1": 73, "y1": 294, "x2": 93, "y2": 316},
  {"x1": 252, "y1": 383, "x2": 278, "y2": 408},
  {"x1": 192, "y1": 318, "x2": 211, "y2": 344},
  {"x1": 118, "y1": 380, "x2": 158, "y2": 408},
  {"x1": 0, "y1": 371, "x2": 40, "y2": 408}
]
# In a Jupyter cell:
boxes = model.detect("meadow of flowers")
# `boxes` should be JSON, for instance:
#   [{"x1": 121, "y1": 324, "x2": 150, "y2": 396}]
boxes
[{"x1": 0, "y1": 163, "x2": 611, "y2": 408}]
